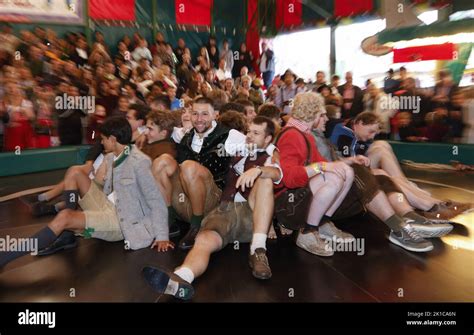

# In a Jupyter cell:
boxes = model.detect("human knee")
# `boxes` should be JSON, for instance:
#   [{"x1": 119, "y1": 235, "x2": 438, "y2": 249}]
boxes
[
  {"x1": 180, "y1": 160, "x2": 208, "y2": 182},
  {"x1": 344, "y1": 165, "x2": 354, "y2": 182},
  {"x1": 371, "y1": 140, "x2": 392, "y2": 152},
  {"x1": 65, "y1": 165, "x2": 86, "y2": 181},
  {"x1": 153, "y1": 154, "x2": 177, "y2": 174},
  {"x1": 326, "y1": 172, "x2": 344, "y2": 190},
  {"x1": 194, "y1": 230, "x2": 221, "y2": 249}
]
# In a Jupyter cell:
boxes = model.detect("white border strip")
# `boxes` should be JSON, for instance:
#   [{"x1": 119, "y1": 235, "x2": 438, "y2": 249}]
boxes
[
  {"x1": 408, "y1": 178, "x2": 474, "y2": 195},
  {"x1": 0, "y1": 186, "x2": 55, "y2": 203}
]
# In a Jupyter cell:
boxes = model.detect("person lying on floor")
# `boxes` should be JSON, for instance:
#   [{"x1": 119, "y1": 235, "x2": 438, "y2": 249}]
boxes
[
  {"x1": 152, "y1": 97, "x2": 248, "y2": 251},
  {"x1": 329, "y1": 112, "x2": 472, "y2": 219},
  {"x1": 142, "y1": 117, "x2": 282, "y2": 300},
  {"x1": 276, "y1": 92, "x2": 443, "y2": 256},
  {"x1": 21, "y1": 103, "x2": 150, "y2": 217},
  {"x1": 0, "y1": 117, "x2": 172, "y2": 270},
  {"x1": 312, "y1": 108, "x2": 453, "y2": 237}
]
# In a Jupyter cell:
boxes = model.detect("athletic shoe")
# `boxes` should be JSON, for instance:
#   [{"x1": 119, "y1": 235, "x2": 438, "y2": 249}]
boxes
[
  {"x1": 32, "y1": 202, "x2": 57, "y2": 217},
  {"x1": 142, "y1": 266, "x2": 195, "y2": 300},
  {"x1": 319, "y1": 221, "x2": 355, "y2": 243},
  {"x1": 296, "y1": 230, "x2": 334, "y2": 256},
  {"x1": 388, "y1": 224, "x2": 433, "y2": 253},
  {"x1": 408, "y1": 219, "x2": 453, "y2": 238},
  {"x1": 249, "y1": 248, "x2": 272, "y2": 280},
  {"x1": 19, "y1": 194, "x2": 41, "y2": 206}
]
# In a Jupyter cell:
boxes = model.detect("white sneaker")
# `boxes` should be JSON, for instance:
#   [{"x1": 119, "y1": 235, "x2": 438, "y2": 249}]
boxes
[
  {"x1": 296, "y1": 230, "x2": 334, "y2": 257},
  {"x1": 319, "y1": 221, "x2": 355, "y2": 244}
]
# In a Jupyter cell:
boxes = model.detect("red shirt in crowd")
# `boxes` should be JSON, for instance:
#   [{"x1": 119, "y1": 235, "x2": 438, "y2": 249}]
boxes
[{"x1": 276, "y1": 117, "x2": 327, "y2": 190}]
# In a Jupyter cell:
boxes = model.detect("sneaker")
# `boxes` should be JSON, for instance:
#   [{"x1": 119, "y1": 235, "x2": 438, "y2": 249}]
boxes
[
  {"x1": 32, "y1": 202, "x2": 57, "y2": 217},
  {"x1": 249, "y1": 248, "x2": 272, "y2": 280},
  {"x1": 319, "y1": 221, "x2": 355, "y2": 243},
  {"x1": 421, "y1": 202, "x2": 470, "y2": 221},
  {"x1": 388, "y1": 224, "x2": 433, "y2": 253},
  {"x1": 296, "y1": 230, "x2": 334, "y2": 256},
  {"x1": 142, "y1": 266, "x2": 194, "y2": 300},
  {"x1": 19, "y1": 194, "x2": 41, "y2": 206},
  {"x1": 408, "y1": 219, "x2": 453, "y2": 238},
  {"x1": 444, "y1": 201, "x2": 473, "y2": 215}
]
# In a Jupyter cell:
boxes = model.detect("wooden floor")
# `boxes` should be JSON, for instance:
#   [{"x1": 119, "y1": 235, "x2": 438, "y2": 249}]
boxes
[{"x1": 0, "y1": 166, "x2": 473, "y2": 302}]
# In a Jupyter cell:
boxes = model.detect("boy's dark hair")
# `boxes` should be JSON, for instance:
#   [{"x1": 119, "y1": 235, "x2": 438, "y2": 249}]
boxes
[
  {"x1": 353, "y1": 111, "x2": 380, "y2": 125},
  {"x1": 99, "y1": 116, "x2": 132, "y2": 145},
  {"x1": 207, "y1": 89, "x2": 229, "y2": 111},
  {"x1": 130, "y1": 103, "x2": 150, "y2": 122},
  {"x1": 252, "y1": 116, "x2": 276, "y2": 139},
  {"x1": 235, "y1": 99, "x2": 254, "y2": 110},
  {"x1": 258, "y1": 104, "x2": 281, "y2": 121},
  {"x1": 146, "y1": 110, "x2": 175, "y2": 137},
  {"x1": 151, "y1": 94, "x2": 171, "y2": 110},
  {"x1": 194, "y1": 96, "x2": 215, "y2": 109},
  {"x1": 219, "y1": 111, "x2": 248, "y2": 133},
  {"x1": 220, "y1": 102, "x2": 245, "y2": 115}
]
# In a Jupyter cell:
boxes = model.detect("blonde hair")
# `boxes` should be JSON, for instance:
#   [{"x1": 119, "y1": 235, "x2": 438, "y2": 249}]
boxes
[{"x1": 291, "y1": 92, "x2": 326, "y2": 123}]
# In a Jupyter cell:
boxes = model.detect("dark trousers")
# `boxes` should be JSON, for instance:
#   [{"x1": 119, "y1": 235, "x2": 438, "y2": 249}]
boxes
[{"x1": 262, "y1": 71, "x2": 274, "y2": 89}]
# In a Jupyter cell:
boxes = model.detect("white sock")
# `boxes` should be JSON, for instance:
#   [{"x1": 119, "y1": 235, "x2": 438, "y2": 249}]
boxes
[
  {"x1": 174, "y1": 267, "x2": 195, "y2": 284},
  {"x1": 250, "y1": 233, "x2": 267, "y2": 255}
]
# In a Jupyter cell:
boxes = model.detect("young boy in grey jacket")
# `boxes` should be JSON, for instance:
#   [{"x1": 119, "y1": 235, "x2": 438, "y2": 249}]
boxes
[{"x1": 0, "y1": 117, "x2": 172, "y2": 269}]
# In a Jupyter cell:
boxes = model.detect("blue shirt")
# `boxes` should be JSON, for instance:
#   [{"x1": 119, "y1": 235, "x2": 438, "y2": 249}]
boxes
[
  {"x1": 170, "y1": 98, "x2": 181, "y2": 111},
  {"x1": 329, "y1": 123, "x2": 372, "y2": 157}
]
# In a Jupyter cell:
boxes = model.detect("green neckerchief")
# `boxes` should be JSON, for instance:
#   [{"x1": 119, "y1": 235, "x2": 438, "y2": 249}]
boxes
[{"x1": 113, "y1": 145, "x2": 132, "y2": 169}]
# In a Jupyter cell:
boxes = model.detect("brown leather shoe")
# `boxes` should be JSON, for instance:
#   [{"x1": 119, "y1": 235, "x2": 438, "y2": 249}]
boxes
[{"x1": 249, "y1": 248, "x2": 272, "y2": 280}]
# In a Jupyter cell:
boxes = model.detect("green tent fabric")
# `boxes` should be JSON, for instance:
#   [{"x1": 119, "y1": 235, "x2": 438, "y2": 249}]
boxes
[
  {"x1": 442, "y1": 43, "x2": 473, "y2": 85},
  {"x1": 377, "y1": 18, "x2": 474, "y2": 44}
]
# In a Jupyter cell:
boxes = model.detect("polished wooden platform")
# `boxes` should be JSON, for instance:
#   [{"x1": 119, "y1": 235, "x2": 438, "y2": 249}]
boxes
[{"x1": 0, "y1": 166, "x2": 473, "y2": 302}]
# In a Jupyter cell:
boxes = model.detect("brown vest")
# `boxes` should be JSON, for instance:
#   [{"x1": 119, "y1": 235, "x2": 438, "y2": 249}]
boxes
[{"x1": 221, "y1": 151, "x2": 270, "y2": 202}]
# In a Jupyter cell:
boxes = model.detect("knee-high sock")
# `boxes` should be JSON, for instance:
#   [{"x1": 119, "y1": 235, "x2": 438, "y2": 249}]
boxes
[
  {"x1": 63, "y1": 190, "x2": 79, "y2": 210},
  {"x1": 0, "y1": 227, "x2": 57, "y2": 267}
]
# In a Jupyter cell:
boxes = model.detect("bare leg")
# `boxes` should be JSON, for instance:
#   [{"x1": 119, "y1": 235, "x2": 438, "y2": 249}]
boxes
[
  {"x1": 63, "y1": 166, "x2": 92, "y2": 197},
  {"x1": 248, "y1": 178, "x2": 274, "y2": 234},
  {"x1": 368, "y1": 141, "x2": 406, "y2": 179},
  {"x1": 48, "y1": 209, "x2": 87, "y2": 236},
  {"x1": 152, "y1": 154, "x2": 178, "y2": 206},
  {"x1": 179, "y1": 160, "x2": 210, "y2": 216},
  {"x1": 306, "y1": 170, "x2": 351, "y2": 226},
  {"x1": 372, "y1": 168, "x2": 440, "y2": 211},
  {"x1": 42, "y1": 181, "x2": 65, "y2": 201},
  {"x1": 387, "y1": 192, "x2": 414, "y2": 216},
  {"x1": 365, "y1": 191, "x2": 396, "y2": 221},
  {"x1": 41, "y1": 163, "x2": 93, "y2": 201},
  {"x1": 176, "y1": 230, "x2": 222, "y2": 278}
]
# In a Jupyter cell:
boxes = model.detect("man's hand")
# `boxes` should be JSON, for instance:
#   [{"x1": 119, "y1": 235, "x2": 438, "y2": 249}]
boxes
[
  {"x1": 345, "y1": 155, "x2": 370, "y2": 167},
  {"x1": 151, "y1": 240, "x2": 175, "y2": 252},
  {"x1": 236, "y1": 167, "x2": 262, "y2": 193},
  {"x1": 324, "y1": 161, "x2": 349, "y2": 180}
]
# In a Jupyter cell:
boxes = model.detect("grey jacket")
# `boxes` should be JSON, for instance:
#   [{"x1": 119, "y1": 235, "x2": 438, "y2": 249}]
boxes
[{"x1": 103, "y1": 145, "x2": 168, "y2": 250}]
